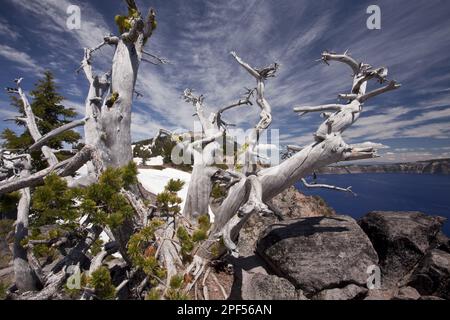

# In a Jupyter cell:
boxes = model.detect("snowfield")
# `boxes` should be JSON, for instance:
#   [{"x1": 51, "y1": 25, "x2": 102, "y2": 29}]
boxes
[
  {"x1": 133, "y1": 155, "x2": 164, "y2": 166},
  {"x1": 137, "y1": 167, "x2": 215, "y2": 222},
  {"x1": 137, "y1": 167, "x2": 191, "y2": 206}
]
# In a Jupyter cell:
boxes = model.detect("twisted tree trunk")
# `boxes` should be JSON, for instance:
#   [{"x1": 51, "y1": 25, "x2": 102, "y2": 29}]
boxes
[{"x1": 14, "y1": 164, "x2": 38, "y2": 292}]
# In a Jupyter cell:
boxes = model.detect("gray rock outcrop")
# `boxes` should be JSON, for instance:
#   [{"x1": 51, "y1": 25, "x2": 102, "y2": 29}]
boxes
[{"x1": 256, "y1": 215, "x2": 378, "y2": 296}]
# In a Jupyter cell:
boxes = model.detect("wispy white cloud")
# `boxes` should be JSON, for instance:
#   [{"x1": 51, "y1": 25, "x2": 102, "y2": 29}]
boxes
[
  {"x1": 1, "y1": 0, "x2": 450, "y2": 164},
  {"x1": 6, "y1": 0, "x2": 110, "y2": 49},
  {"x1": 0, "y1": 17, "x2": 20, "y2": 40},
  {"x1": 0, "y1": 44, "x2": 45, "y2": 74}
]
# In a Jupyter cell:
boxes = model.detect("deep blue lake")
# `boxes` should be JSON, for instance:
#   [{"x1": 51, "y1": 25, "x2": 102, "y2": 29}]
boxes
[{"x1": 296, "y1": 173, "x2": 450, "y2": 236}]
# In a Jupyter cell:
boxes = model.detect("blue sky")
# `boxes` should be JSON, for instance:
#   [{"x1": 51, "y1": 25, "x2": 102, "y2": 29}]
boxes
[{"x1": 0, "y1": 0, "x2": 450, "y2": 163}]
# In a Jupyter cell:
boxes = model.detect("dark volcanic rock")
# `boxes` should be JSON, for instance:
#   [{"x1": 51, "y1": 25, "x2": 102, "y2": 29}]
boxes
[
  {"x1": 359, "y1": 211, "x2": 446, "y2": 284},
  {"x1": 408, "y1": 249, "x2": 450, "y2": 299},
  {"x1": 392, "y1": 286, "x2": 421, "y2": 300},
  {"x1": 436, "y1": 232, "x2": 450, "y2": 253},
  {"x1": 313, "y1": 284, "x2": 367, "y2": 300},
  {"x1": 418, "y1": 295, "x2": 445, "y2": 300},
  {"x1": 256, "y1": 215, "x2": 378, "y2": 295},
  {"x1": 270, "y1": 186, "x2": 336, "y2": 219},
  {"x1": 238, "y1": 186, "x2": 335, "y2": 257},
  {"x1": 241, "y1": 271, "x2": 302, "y2": 300}
]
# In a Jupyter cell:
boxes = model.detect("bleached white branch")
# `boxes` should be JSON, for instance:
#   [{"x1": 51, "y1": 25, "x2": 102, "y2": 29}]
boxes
[
  {"x1": 293, "y1": 104, "x2": 343, "y2": 116},
  {"x1": 8, "y1": 79, "x2": 59, "y2": 166},
  {"x1": 0, "y1": 145, "x2": 96, "y2": 195},
  {"x1": 319, "y1": 50, "x2": 361, "y2": 74},
  {"x1": 28, "y1": 117, "x2": 88, "y2": 152},
  {"x1": 359, "y1": 80, "x2": 401, "y2": 102},
  {"x1": 142, "y1": 51, "x2": 170, "y2": 65},
  {"x1": 301, "y1": 178, "x2": 356, "y2": 196}
]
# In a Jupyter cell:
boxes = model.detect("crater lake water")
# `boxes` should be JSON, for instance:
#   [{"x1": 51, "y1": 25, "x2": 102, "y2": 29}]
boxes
[{"x1": 296, "y1": 173, "x2": 450, "y2": 235}]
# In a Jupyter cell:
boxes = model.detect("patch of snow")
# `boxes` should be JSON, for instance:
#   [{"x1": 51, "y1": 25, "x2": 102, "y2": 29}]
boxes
[
  {"x1": 133, "y1": 156, "x2": 164, "y2": 166},
  {"x1": 138, "y1": 167, "x2": 215, "y2": 222},
  {"x1": 74, "y1": 164, "x2": 88, "y2": 179},
  {"x1": 147, "y1": 156, "x2": 164, "y2": 166}
]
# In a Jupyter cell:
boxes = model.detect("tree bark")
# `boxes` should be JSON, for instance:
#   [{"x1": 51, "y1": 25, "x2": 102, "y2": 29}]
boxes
[{"x1": 14, "y1": 185, "x2": 38, "y2": 292}]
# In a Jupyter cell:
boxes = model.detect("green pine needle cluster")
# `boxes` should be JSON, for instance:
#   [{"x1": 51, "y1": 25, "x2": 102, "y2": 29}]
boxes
[
  {"x1": 177, "y1": 226, "x2": 194, "y2": 262},
  {"x1": 211, "y1": 183, "x2": 226, "y2": 199},
  {"x1": 127, "y1": 219, "x2": 166, "y2": 279},
  {"x1": 30, "y1": 162, "x2": 138, "y2": 231},
  {"x1": 21, "y1": 228, "x2": 59, "y2": 260},
  {"x1": 166, "y1": 274, "x2": 188, "y2": 300},
  {"x1": 26, "y1": 161, "x2": 138, "y2": 259},
  {"x1": 90, "y1": 238, "x2": 104, "y2": 256},
  {"x1": 115, "y1": 8, "x2": 140, "y2": 34},
  {"x1": 0, "y1": 219, "x2": 14, "y2": 239},
  {"x1": 210, "y1": 237, "x2": 225, "y2": 259},
  {"x1": 145, "y1": 287, "x2": 162, "y2": 300},
  {"x1": 177, "y1": 215, "x2": 211, "y2": 262},
  {"x1": 192, "y1": 215, "x2": 211, "y2": 242},
  {"x1": 0, "y1": 282, "x2": 7, "y2": 300},
  {"x1": 88, "y1": 266, "x2": 116, "y2": 300},
  {"x1": 31, "y1": 173, "x2": 80, "y2": 229},
  {"x1": 133, "y1": 145, "x2": 152, "y2": 165},
  {"x1": 81, "y1": 163, "x2": 138, "y2": 229},
  {"x1": 156, "y1": 179, "x2": 184, "y2": 216}
]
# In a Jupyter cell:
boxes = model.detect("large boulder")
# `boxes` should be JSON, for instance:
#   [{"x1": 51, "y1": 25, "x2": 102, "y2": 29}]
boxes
[
  {"x1": 359, "y1": 211, "x2": 446, "y2": 283},
  {"x1": 392, "y1": 286, "x2": 421, "y2": 300},
  {"x1": 256, "y1": 215, "x2": 378, "y2": 296},
  {"x1": 238, "y1": 187, "x2": 335, "y2": 257},
  {"x1": 313, "y1": 284, "x2": 367, "y2": 300},
  {"x1": 407, "y1": 249, "x2": 450, "y2": 299},
  {"x1": 240, "y1": 271, "x2": 303, "y2": 300},
  {"x1": 270, "y1": 186, "x2": 336, "y2": 219}
]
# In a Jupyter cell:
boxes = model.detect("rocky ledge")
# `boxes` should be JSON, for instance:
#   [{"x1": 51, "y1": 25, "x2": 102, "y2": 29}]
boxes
[
  {"x1": 317, "y1": 158, "x2": 450, "y2": 175},
  {"x1": 232, "y1": 187, "x2": 450, "y2": 300}
]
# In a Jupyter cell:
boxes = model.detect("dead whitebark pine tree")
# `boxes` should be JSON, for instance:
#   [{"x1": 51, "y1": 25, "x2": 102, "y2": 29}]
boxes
[
  {"x1": 0, "y1": 0, "x2": 163, "y2": 299},
  {"x1": 177, "y1": 50, "x2": 400, "y2": 294},
  {"x1": 0, "y1": 0, "x2": 400, "y2": 299}
]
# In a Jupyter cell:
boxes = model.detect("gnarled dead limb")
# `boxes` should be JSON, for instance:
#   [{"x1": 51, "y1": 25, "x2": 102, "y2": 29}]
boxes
[
  {"x1": 293, "y1": 104, "x2": 343, "y2": 116},
  {"x1": 181, "y1": 88, "x2": 250, "y2": 221},
  {"x1": 230, "y1": 51, "x2": 278, "y2": 172},
  {"x1": 0, "y1": 145, "x2": 96, "y2": 195},
  {"x1": 11, "y1": 269, "x2": 67, "y2": 300},
  {"x1": 121, "y1": 188, "x2": 150, "y2": 227},
  {"x1": 359, "y1": 80, "x2": 402, "y2": 102},
  {"x1": 142, "y1": 51, "x2": 170, "y2": 65},
  {"x1": 300, "y1": 177, "x2": 356, "y2": 196},
  {"x1": 214, "y1": 88, "x2": 255, "y2": 129},
  {"x1": 148, "y1": 128, "x2": 173, "y2": 153},
  {"x1": 352, "y1": 67, "x2": 388, "y2": 94},
  {"x1": 293, "y1": 52, "x2": 400, "y2": 143},
  {"x1": 7, "y1": 79, "x2": 58, "y2": 166},
  {"x1": 28, "y1": 118, "x2": 88, "y2": 152},
  {"x1": 319, "y1": 50, "x2": 360, "y2": 74},
  {"x1": 196, "y1": 132, "x2": 379, "y2": 260}
]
